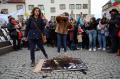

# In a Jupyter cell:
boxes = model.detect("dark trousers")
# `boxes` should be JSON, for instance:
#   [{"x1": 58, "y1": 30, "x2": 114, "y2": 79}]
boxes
[
  {"x1": 78, "y1": 42, "x2": 82, "y2": 48},
  {"x1": 110, "y1": 35, "x2": 118, "y2": 53},
  {"x1": 29, "y1": 39, "x2": 48, "y2": 62},
  {"x1": 11, "y1": 36, "x2": 21, "y2": 50},
  {"x1": 57, "y1": 33, "x2": 67, "y2": 53}
]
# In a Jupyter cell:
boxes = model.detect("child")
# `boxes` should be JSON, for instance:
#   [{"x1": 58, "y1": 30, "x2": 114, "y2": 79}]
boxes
[{"x1": 77, "y1": 27, "x2": 83, "y2": 50}]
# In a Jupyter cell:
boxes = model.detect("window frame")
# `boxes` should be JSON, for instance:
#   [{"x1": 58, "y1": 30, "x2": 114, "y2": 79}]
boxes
[
  {"x1": 69, "y1": 4, "x2": 75, "y2": 10},
  {"x1": 28, "y1": 5, "x2": 34, "y2": 10},
  {"x1": 59, "y1": 4, "x2": 66, "y2": 10},
  {"x1": 50, "y1": 7, "x2": 56, "y2": 13}
]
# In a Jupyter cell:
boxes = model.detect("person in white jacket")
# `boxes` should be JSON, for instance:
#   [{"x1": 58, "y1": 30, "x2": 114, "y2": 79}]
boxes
[{"x1": 97, "y1": 17, "x2": 107, "y2": 51}]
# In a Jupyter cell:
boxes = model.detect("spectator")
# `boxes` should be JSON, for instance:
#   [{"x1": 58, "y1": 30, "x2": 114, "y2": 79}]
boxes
[
  {"x1": 108, "y1": 9, "x2": 120, "y2": 53},
  {"x1": 86, "y1": 17, "x2": 97, "y2": 51},
  {"x1": 55, "y1": 12, "x2": 70, "y2": 53},
  {"x1": 77, "y1": 26, "x2": 84, "y2": 50},
  {"x1": 7, "y1": 17, "x2": 22, "y2": 50},
  {"x1": 97, "y1": 17, "x2": 107, "y2": 51}
]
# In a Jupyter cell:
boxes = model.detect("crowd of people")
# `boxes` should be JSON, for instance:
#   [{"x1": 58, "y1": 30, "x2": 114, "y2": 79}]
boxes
[{"x1": 6, "y1": 7, "x2": 120, "y2": 67}]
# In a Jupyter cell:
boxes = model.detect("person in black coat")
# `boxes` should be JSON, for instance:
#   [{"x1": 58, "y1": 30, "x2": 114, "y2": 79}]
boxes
[
  {"x1": 25, "y1": 7, "x2": 48, "y2": 67},
  {"x1": 7, "y1": 16, "x2": 21, "y2": 50},
  {"x1": 108, "y1": 9, "x2": 120, "y2": 53}
]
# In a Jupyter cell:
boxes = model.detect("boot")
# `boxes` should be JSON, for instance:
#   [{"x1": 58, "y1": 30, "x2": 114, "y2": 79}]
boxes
[
  {"x1": 31, "y1": 60, "x2": 35, "y2": 67},
  {"x1": 117, "y1": 49, "x2": 120, "y2": 56}
]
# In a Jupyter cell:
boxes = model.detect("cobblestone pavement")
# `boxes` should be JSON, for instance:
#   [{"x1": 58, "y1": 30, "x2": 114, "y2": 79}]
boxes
[{"x1": 0, "y1": 46, "x2": 120, "y2": 79}]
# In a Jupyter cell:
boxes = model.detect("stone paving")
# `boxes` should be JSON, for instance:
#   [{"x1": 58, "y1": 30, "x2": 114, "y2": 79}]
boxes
[{"x1": 0, "y1": 46, "x2": 120, "y2": 79}]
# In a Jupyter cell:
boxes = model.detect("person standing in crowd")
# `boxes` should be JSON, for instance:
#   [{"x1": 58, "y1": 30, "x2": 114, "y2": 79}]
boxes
[
  {"x1": 108, "y1": 9, "x2": 120, "y2": 53},
  {"x1": 117, "y1": 21, "x2": 120, "y2": 56},
  {"x1": 69, "y1": 18, "x2": 75, "y2": 50},
  {"x1": 73, "y1": 14, "x2": 84, "y2": 50},
  {"x1": 97, "y1": 17, "x2": 107, "y2": 51},
  {"x1": 25, "y1": 7, "x2": 48, "y2": 67},
  {"x1": 7, "y1": 16, "x2": 22, "y2": 50},
  {"x1": 77, "y1": 26, "x2": 84, "y2": 50},
  {"x1": 55, "y1": 12, "x2": 70, "y2": 53},
  {"x1": 86, "y1": 17, "x2": 97, "y2": 51}
]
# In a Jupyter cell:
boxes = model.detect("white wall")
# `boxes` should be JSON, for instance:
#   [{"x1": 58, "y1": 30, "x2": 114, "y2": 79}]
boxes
[
  {"x1": 0, "y1": 0, "x2": 91, "y2": 20},
  {"x1": 25, "y1": 0, "x2": 91, "y2": 20},
  {"x1": 0, "y1": 3, "x2": 25, "y2": 19}
]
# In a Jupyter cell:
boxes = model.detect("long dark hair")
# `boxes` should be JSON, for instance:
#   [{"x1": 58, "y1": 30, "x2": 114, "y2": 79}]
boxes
[
  {"x1": 31, "y1": 7, "x2": 42, "y2": 18},
  {"x1": 100, "y1": 17, "x2": 107, "y2": 24},
  {"x1": 90, "y1": 17, "x2": 96, "y2": 24}
]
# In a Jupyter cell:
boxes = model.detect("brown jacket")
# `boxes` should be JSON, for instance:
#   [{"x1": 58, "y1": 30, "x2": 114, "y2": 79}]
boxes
[{"x1": 55, "y1": 22, "x2": 71, "y2": 34}]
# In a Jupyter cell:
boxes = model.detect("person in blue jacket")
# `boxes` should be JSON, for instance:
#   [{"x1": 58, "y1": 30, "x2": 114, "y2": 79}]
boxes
[{"x1": 25, "y1": 7, "x2": 48, "y2": 67}]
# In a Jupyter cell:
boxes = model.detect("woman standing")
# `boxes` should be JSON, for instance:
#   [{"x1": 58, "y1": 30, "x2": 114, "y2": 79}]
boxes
[
  {"x1": 86, "y1": 17, "x2": 97, "y2": 51},
  {"x1": 55, "y1": 12, "x2": 70, "y2": 53},
  {"x1": 25, "y1": 7, "x2": 48, "y2": 67},
  {"x1": 97, "y1": 17, "x2": 107, "y2": 51}
]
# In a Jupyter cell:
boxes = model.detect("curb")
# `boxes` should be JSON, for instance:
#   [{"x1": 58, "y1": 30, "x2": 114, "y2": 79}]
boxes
[{"x1": 0, "y1": 45, "x2": 14, "y2": 56}]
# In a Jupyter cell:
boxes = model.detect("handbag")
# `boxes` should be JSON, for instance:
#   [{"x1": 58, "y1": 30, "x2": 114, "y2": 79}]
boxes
[
  {"x1": 41, "y1": 33, "x2": 47, "y2": 43},
  {"x1": 33, "y1": 21, "x2": 47, "y2": 44}
]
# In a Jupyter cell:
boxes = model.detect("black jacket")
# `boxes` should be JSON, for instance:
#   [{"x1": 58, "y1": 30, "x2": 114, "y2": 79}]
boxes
[{"x1": 25, "y1": 16, "x2": 46, "y2": 39}]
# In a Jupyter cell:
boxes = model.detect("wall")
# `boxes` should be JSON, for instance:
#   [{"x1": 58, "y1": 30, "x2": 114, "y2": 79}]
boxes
[{"x1": 25, "y1": 0, "x2": 91, "y2": 20}]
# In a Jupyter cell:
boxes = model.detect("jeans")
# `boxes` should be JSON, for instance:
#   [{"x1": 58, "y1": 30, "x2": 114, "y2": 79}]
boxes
[
  {"x1": 98, "y1": 31, "x2": 106, "y2": 48},
  {"x1": 57, "y1": 33, "x2": 67, "y2": 53},
  {"x1": 11, "y1": 36, "x2": 21, "y2": 50},
  {"x1": 87, "y1": 30, "x2": 97, "y2": 49},
  {"x1": 29, "y1": 39, "x2": 48, "y2": 62}
]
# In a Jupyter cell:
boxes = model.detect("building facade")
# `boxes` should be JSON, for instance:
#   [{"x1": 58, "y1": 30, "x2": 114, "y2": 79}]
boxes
[
  {"x1": 102, "y1": 1, "x2": 120, "y2": 19},
  {"x1": 0, "y1": 0, "x2": 91, "y2": 21},
  {"x1": 0, "y1": 0, "x2": 25, "y2": 20},
  {"x1": 25, "y1": 0, "x2": 91, "y2": 21}
]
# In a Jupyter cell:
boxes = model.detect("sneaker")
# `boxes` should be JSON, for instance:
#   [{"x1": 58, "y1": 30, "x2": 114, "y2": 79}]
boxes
[
  {"x1": 77, "y1": 48, "x2": 80, "y2": 50},
  {"x1": 93, "y1": 48, "x2": 96, "y2": 51},
  {"x1": 103, "y1": 48, "x2": 106, "y2": 51},
  {"x1": 89, "y1": 48, "x2": 92, "y2": 51},
  {"x1": 98, "y1": 48, "x2": 102, "y2": 50},
  {"x1": 81, "y1": 48, "x2": 83, "y2": 50}
]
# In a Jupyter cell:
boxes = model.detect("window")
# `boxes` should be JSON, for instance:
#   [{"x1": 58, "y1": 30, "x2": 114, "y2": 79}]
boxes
[
  {"x1": 1, "y1": 0, "x2": 7, "y2": 4},
  {"x1": 17, "y1": 5, "x2": 23, "y2": 10},
  {"x1": 59, "y1": 4, "x2": 66, "y2": 10},
  {"x1": 50, "y1": 7, "x2": 56, "y2": 13},
  {"x1": 83, "y1": 4, "x2": 88, "y2": 9},
  {"x1": 76, "y1": 4, "x2": 82, "y2": 9},
  {"x1": 38, "y1": 5, "x2": 44, "y2": 10},
  {"x1": 69, "y1": 4, "x2": 75, "y2": 10},
  {"x1": 1, "y1": 9, "x2": 8, "y2": 14},
  {"x1": 51, "y1": 0, "x2": 54, "y2": 3},
  {"x1": 51, "y1": 16, "x2": 56, "y2": 21},
  {"x1": 28, "y1": 5, "x2": 34, "y2": 10}
]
